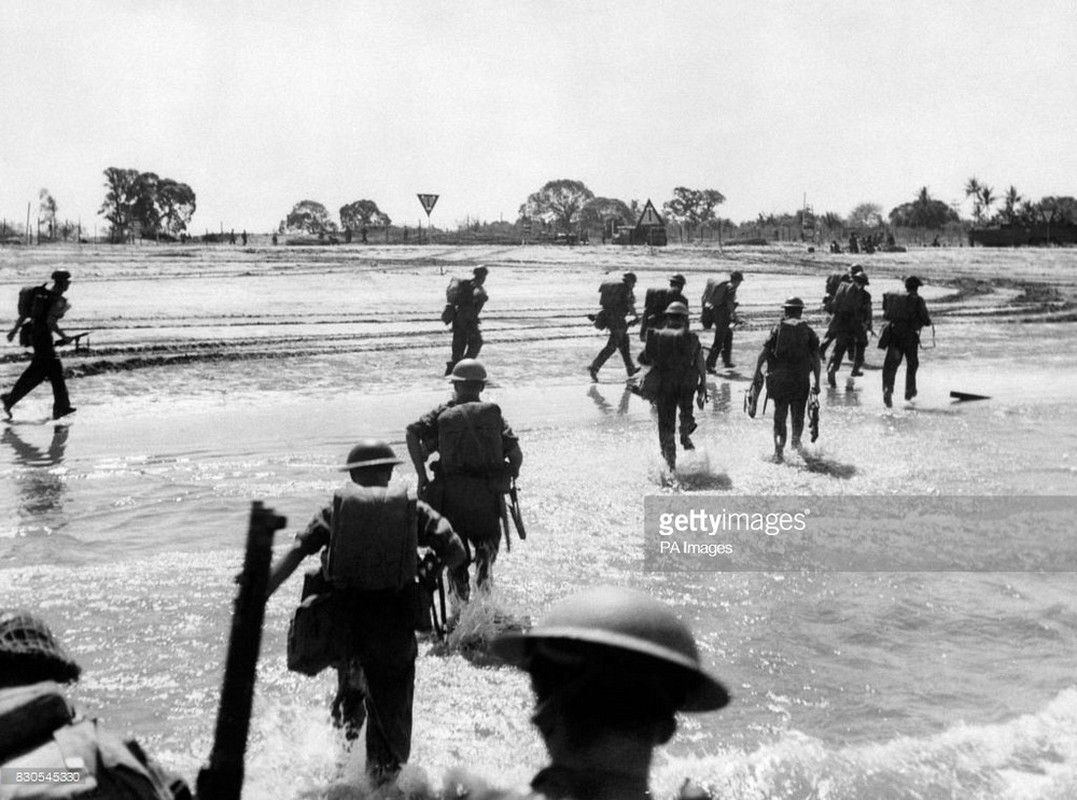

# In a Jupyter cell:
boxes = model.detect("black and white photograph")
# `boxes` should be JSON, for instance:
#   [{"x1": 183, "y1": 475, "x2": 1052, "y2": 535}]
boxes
[{"x1": 2, "y1": 2, "x2": 1076, "y2": 798}]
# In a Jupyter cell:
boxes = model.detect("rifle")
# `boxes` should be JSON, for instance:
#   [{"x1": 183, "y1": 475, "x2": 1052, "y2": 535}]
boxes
[
  {"x1": 499, "y1": 493, "x2": 512, "y2": 554},
  {"x1": 508, "y1": 478, "x2": 526, "y2": 540},
  {"x1": 745, "y1": 370, "x2": 764, "y2": 418},
  {"x1": 808, "y1": 391, "x2": 821, "y2": 442},
  {"x1": 57, "y1": 331, "x2": 93, "y2": 352},
  {"x1": 197, "y1": 502, "x2": 286, "y2": 800}
]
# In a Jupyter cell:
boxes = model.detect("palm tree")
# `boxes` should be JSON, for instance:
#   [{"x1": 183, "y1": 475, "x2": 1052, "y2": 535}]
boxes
[
  {"x1": 965, "y1": 177, "x2": 983, "y2": 224},
  {"x1": 1003, "y1": 185, "x2": 1022, "y2": 224},
  {"x1": 979, "y1": 185, "x2": 996, "y2": 224}
]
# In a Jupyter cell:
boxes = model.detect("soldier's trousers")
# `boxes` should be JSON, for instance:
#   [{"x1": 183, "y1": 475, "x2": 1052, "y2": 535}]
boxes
[
  {"x1": 655, "y1": 387, "x2": 694, "y2": 469},
  {"x1": 827, "y1": 319, "x2": 865, "y2": 376},
  {"x1": 705, "y1": 310, "x2": 734, "y2": 369},
  {"x1": 883, "y1": 333, "x2": 921, "y2": 400},
  {"x1": 450, "y1": 322, "x2": 483, "y2": 368},
  {"x1": 6, "y1": 348, "x2": 70, "y2": 415},
  {"x1": 591, "y1": 326, "x2": 634, "y2": 374},
  {"x1": 771, "y1": 391, "x2": 809, "y2": 451}
]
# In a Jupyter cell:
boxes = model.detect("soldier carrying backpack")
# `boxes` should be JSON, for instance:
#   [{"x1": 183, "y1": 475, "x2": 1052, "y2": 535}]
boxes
[
  {"x1": 3, "y1": 270, "x2": 76, "y2": 420},
  {"x1": 442, "y1": 265, "x2": 489, "y2": 376},
  {"x1": 637, "y1": 302, "x2": 706, "y2": 470},
  {"x1": 588, "y1": 272, "x2": 639, "y2": 382}
]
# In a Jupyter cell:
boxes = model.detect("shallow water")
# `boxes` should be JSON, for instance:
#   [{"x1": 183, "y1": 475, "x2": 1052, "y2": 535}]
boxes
[{"x1": 1, "y1": 243, "x2": 1075, "y2": 799}]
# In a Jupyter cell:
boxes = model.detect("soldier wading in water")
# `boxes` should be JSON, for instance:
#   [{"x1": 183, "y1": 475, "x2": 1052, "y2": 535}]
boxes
[
  {"x1": 406, "y1": 359, "x2": 523, "y2": 602},
  {"x1": 266, "y1": 441, "x2": 465, "y2": 785}
]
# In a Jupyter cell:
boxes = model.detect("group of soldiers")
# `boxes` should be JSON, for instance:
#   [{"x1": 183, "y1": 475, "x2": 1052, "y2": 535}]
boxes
[
  {"x1": 585, "y1": 265, "x2": 932, "y2": 464},
  {"x1": 2, "y1": 259, "x2": 934, "y2": 799}
]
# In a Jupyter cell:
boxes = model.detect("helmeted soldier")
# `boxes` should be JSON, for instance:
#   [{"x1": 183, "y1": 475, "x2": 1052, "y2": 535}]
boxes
[
  {"x1": 881, "y1": 275, "x2": 932, "y2": 407},
  {"x1": 825, "y1": 270, "x2": 872, "y2": 385},
  {"x1": 0, "y1": 610, "x2": 191, "y2": 799},
  {"x1": 3, "y1": 270, "x2": 76, "y2": 420},
  {"x1": 588, "y1": 272, "x2": 639, "y2": 381},
  {"x1": 637, "y1": 302, "x2": 707, "y2": 470},
  {"x1": 406, "y1": 359, "x2": 523, "y2": 602},
  {"x1": 491, "y1": 586, "x2": 730, "y2": 800},
  {"x1": 266, "y1": 440, "x2": 465, "y2": 785},
  {"x1": 701, "y1": 270, "x2": 744, "y2": 372},
  {"x1": 753, "y1": 297, "x2": 822, "y2": 462},
  {"x1": 444, "y1": 265, "x2": 489, "y2": 376},
  {"x1": 639, "y1": 274, "x2": 688, "y2": 341}
]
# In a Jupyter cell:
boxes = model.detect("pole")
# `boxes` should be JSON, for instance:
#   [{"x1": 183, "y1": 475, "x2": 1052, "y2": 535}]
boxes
[{"x1": 26, "y1": 202, "x2": 31, "y2": 246}]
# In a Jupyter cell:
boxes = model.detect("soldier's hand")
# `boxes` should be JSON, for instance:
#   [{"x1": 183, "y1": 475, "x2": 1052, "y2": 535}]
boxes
[
  {"x1": 5, "y1": 331, "x2": 14, "y2": 343},
  {"x1": 696, "y1": 390, "x2": 707, "y2": 410}
]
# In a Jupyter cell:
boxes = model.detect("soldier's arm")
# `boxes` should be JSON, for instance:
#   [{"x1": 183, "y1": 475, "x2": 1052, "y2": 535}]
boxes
[
  {"x1": 266, "y1": 508, "x2": 329, "y2": 597},
  {"x1": 6, "y1": 315, "x2": 26, "y2": 342},
  {"x1": 405, "y1": 424, "x2": 433, "y2": 491},
  {"x1": 810, "y1": 332, "x2": 822, "y2": 390},
  {"x1": 917, "y1": 298, "x2": 932, "y2": 328},
  {"x1": 416, "y1": 500, "x2": 467, "y2": 569}
]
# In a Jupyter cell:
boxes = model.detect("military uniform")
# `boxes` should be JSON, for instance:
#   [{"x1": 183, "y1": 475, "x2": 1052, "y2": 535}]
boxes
[
  {"x1": 407, "y1": 396, "x2": 519, "y2": 601},
  {"x1": 290, "y1": 484, "x2": 464, "y2": 779},
  {"x1": 825, "y1": 277, "x2": 871, "y2": 383},
  {"x1": 448, "y1": 270, "x2": 489, "y2": 373},
  {"x1": 3, "y1": 273, "x2": 74, "y2": 420},
  {"x1": 639, "y1": 275, "x2": 688, "y2": 341},
  {"x1": 589, "y1": 275, "x2": 638, "y2": 380},
  {"x1": 756, "y1": 298, "x2": 821, "y2": 459},
  {"x1": 882, "y1": 280, "x2": 932, "y2": 405},
  {"x1": 701, "y1": 272, "x2": 742, "y2": 370}
]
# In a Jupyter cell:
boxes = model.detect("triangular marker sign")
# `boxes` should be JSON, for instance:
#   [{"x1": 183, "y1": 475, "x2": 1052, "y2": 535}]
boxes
[
  {"x1": 417, "y1": 194, "x2": 439, "y2": 216},
  {"x1": 636, "y1": 199, "x2": 664, "y2": 227}
]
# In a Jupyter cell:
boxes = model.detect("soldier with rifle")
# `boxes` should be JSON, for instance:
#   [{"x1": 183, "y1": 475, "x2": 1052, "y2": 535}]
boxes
[
  {"x1": 3, "y1": 270, "x2": 77, "y2": 420},
  {"x1": 406, "y1": 359, "x2": 523, "y2": 603},
  {"x1": 0, "y1": 610, "x2": 191, "y2": 799},
  {"x1": 265, "y1": 444, "x2": 465, "y2": 786},
  {"x1": 752, "y1": 297, "x2": 821, "y2": 463}
]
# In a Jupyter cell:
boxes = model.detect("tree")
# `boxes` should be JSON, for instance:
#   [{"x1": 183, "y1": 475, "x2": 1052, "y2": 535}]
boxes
[
  {"x1": 339, "y1": 200, "x2": 391, "y2": 230},
  {"x1": 663, "y1": 187, "x2": 726, "y2": 240},
  {"x1": 38, "y1": 189, "x2": 57, "y2": 239},
  {"x1": 848, "y1": 202, "x2": 884, "y2": 229},
  {"x1": 579, "y1": 197, "x2": 633, "y2": 233},
  {"x1": 1001, "y1": 185, "x2": 1022, "y2": 224},
  {"x1": 100, "y1": 167, "x2": 142, "y2": 242},
  {"x1": 1031, "y1": 196, "x2": 1077, "y2": 225},
  {"x1": 964, "y1": 176, "x2": 983, "y2": 224},
  {"x1": 285, "y1": 200, "x2": 335, "y2": 234},
  {"x1": 155, "y1": 179, "x2": 197, "y2": 236},
  {"x1": 888, "y1": 187, "x2": 959, "y2": 230},
  {"x1": 978, "y1": 184, "x2": 996, "y2": 223},
  {"x1": 519, "y1": 179, "x2": 594, "y2": 232}
]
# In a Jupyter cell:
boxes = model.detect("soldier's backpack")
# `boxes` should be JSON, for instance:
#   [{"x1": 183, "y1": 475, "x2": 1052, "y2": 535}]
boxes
[
  {"x1": 824, "y1": 273, "x2": 845, "y2": 299},
  {"x1": 645, "y1": 327, "x2": 692, "y2": 370},
  {"x1": 770, "y1": 319, "x2": 811, "y2": 363},
  {"x1": 882, "y1": 291, "x2": 912, "y2": 321},
  {"x1": 598, "y1": 280, "x2": 626, "y2": 310},
  {"x1": 326, "y1": 483, "x2": 418, "y2": 591},
  {"x1": 446, "y1": 277, "x2": 473, "y2": 306},
  {"x1": 15, "y1": 284, "x2": 51, "y2": 347},
  {"x1": 831, "y1": 282, "x2": 860, "y2": 316},
  {"x1": 437, "y1": 401, "x2": 505, "y2": 477}
]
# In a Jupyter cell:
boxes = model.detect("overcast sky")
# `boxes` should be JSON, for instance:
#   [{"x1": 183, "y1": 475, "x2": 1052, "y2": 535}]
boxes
[{"x1": 2, "y1": 1, "x2": 1075, "y2": 233}]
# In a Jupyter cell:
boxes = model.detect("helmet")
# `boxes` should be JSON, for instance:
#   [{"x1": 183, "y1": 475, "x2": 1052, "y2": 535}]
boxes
[
  {"x1": 905, "y1": 275, "x2": 924, "y2": 290},
  {"x1": 449, "y1": 358, "x2": 488, "y2": 382},
  {"x1": 491, "y1": 587, "x2": 728, "y2": 711},
  {"x1": 670, "y1": 274, "x2": 686, "y2": 287},
  {"x1": 623, "y1": 272, "x2": 637, "y2": 284},
  {"x1": 853, "y1": 272, "x2": 869, "y2": 284},
  {"x1": 339, "y1": 440, "x2": 404, "y2": 471},
  {"x1": 782, "y1": 296, "x2": 805, "y2": 309},
  {"x1": 665, "y1": 302, "x2": 689, "y2": 317},
  {"x1": 849, "y1": 264, "x2": 864, "y2": 275},
  {"x1": 51, "y1": 270, "x2": 71, "y2": 284},
  {"x1": 0, "y1": 611, "x2": 81, "y2": 684},
  {"x1": 730, "y1": 271, "x2": 744, "y2": 282},
  {"x1": 473, "y1": 265, "x2": 489, "y2": 277}
]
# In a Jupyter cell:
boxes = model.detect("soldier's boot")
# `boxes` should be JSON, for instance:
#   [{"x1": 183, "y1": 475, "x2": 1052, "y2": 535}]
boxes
[
  {"x1": 883, "y1": 386, "x2": 893, "y2": 408},
  {"x1": 588, "y1": 364, "x2": 599, "y2": 382},
  {"x1": 444, "y1": 361, "x2": 455, "y2": 377},
  {"x1": 827, "y1": 367, "x2": 837, "y2": 388}
]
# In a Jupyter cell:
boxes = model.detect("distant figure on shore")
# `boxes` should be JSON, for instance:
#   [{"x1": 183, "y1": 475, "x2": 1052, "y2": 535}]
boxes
[
  {"x1": 3, "y1": 270, "x2": 76, "y2": 420},
  {"x1": 881, "y1": 276, "x2": 932, "y2": 407},
  {"x1": 753, "y1": 297, "x2": 821, "y2": 462},
  {"x1": 406, "y1": 359, "x2": 523, "y2": 602},
  {"x1": 829, "y1": 239, "x2": 842, "y2": 253},
  {"x1": 932, "y1": 236, "x2": 941, "y2": 247},
  {"x1": 491, "y1": 586, "x2": 730, "y2": 800},
  {"x1": 266, "y1": 441, "x2": 465, "y2": 785},
  {"x1": 442, "y1": 266, "x2": 489, "y2": 376},
  {"x1": 637, "y1": 302, "x2": 706, "y2": 470},
  {"x1": 0, "y1": 610, "x2": 191, "y2": 799},
  {"x1": 241, "y1": 230, "x2": 248, "y2": 246},
  {"x1": 589, "y1": 272, "x2": 639, "y2": 382},
  {"x1": 701, "y1": 270, "x2": 744, "y2": 372},
  {"x1": 640, "y1": 274, "x2": 688, "y2": 341},
  {"x1": 229, "y1": 229, "x2": 236, "y2": 245},
  {"x1": 361, "y1": 225, "x2": 368, "y2": 244},
  {"x1": 848, "y1": 232, "x2": 859, "y2": 254},
  {"x1": 272, "y1": 233, "x2": 278, "y2": 245}
]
